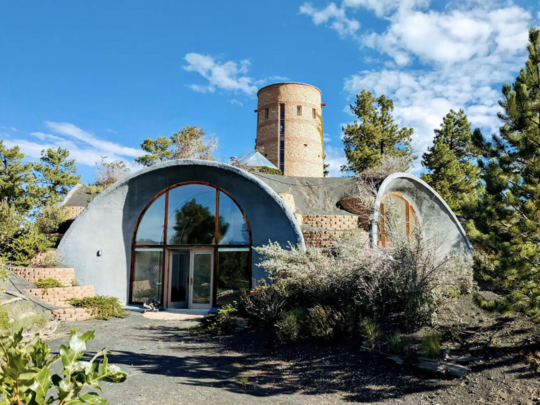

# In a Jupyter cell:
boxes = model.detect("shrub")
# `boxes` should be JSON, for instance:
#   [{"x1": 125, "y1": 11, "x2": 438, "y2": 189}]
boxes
[
  {"x1": 5, "y1": 231, "x2": 53, "y2": 266},
  {"x1": 0, "y1": 305, "x2": 9, "y2": 330},
  {"x1": 193, "y1": 303, "x2": 239, "y2": 335},
  {"x1": 0, "y1": 199, "x2": 26, "y2": 245},
  {"x1": 422, "y1": 330, "x2": 442, "y2": 359},
  {"x1": 386, "y1": 331, "x2": 404, "y2": 355},
  {"x1": 68, "y1": 295, "x2": 126, "y2": 320},
  {"x1": 276, "y1": 308, "x2": 306, "y2": 342},
  {"x1": 35, "y1": 277, "x2": 64, "y2": 291},
  {"x1": 250, "y1": 230, "x2": 449, "y2": 330},
  {"x1": 304, "y1": 304, "x2": 354, "y2": 342},
  {"x1": 35, "y1": 203, "x2": 66, "y2": 235},
  {"x1": 0, "y1": 328, "x2": 126, "y2": 404},
  {"x1": 361, "y1": 319, "x2": 381, "y2": 346},
  {"x1": 255, "y1": 166, "x2": 282, "y2": 175},
  {"x1": 241, "y1": 284, "x2": 287, "y2": 326}
]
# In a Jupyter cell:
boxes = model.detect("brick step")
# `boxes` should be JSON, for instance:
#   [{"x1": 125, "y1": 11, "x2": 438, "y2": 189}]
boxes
[
  {"x1": 11, "y1": 266, "x2": 76, "y2": 287},
  {"x1": 23, "y1": 285, "x2": 95, "y2": 307},
  {"x1": 52, "y1": 307, "x2": 94, "y2": 322},
  {"x1": 302, "y1": 214, "x2": 361, "y2": 231}
]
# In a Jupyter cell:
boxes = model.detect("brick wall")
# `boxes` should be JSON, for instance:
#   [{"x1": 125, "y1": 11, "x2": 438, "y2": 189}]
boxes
[
  {"x1": 303, "y1": 229, "x2": 369, "y2": 248},
  {"x1": 24, "y1": 285, "x2": 95, "y2": 307},
  {"x1": 256, "y1": 83, "x2": 324, "y2": 177},
  {"x1": 302, "y1": 214, "x2": 360, "y2": 230},
  {"x1": 11, "y1": 266, "x2": 76, "y2": 287}
]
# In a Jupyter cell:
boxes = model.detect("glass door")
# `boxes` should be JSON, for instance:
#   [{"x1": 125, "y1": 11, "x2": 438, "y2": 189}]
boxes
[
  {"x1": 189, "y1": 250, "x2": 213, "y2": 309},
  {"x1": 168, "y1": 250, "x2": 190, "y2": 308}
]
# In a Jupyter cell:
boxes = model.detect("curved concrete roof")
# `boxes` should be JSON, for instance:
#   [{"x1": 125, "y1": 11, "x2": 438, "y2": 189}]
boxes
[
  {"x1": 58, "y1": 159, "x2": 304, "y2": 303},
  {"x1": 371, "y1": 172, "x2": 474, "y2": 255},
  {"x1": 257, "y1": 82, "x2": 322, "y2": 95}
]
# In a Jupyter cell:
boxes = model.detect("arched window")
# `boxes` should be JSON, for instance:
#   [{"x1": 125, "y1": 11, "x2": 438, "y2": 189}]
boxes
[
  {"x1": 379, "y1": 193, "x2": 420, "y2": 247},
  {"x1": 130, "y1": 182, "x2": 252, "y2": 309}
]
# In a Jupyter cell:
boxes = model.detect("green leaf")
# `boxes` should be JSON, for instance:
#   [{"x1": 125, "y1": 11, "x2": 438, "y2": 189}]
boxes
[
  {"x1": 29, "y1": 366, "x2": 52, "y2": 403},
  {"x1": 79, "y1": 392, "x2": 110, "y2": 404}
]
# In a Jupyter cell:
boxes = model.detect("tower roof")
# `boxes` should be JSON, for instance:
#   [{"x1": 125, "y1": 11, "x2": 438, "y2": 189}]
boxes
[{"x1": 257, "y1": 82, "x2": 322, "y2": 96}]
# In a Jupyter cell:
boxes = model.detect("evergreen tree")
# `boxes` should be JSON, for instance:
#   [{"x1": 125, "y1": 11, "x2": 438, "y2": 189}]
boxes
[
  {"x1": 466, "y1": 29, "x2": 540, "y2": 319},
  {"x1": 31, "y1": 147, "x2": 81, "y2": 207},
  {"x1": 135, "y1": 136, "x2": 174, "y2": 167},
  {"x1": 421, "y1": 110, "x2": 481, "y2": 214},
  {"x1": 0, "y1": 140, "x2": 35, "y2": 212},
  {"x1": 342, "y1": 90, "x2": 415, "y2": 174},
  {"x1": 135, "y1": 126, "x2": 218, "y2": 167}
]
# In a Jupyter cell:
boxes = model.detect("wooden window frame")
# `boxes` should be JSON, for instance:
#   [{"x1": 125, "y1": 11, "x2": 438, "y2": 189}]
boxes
[
  {"x1": 130, "y1": 181, "x2": 253, "y2": 308},
  {"x1": 378, "y1": 192, "x2": 419, "y2": 247}
]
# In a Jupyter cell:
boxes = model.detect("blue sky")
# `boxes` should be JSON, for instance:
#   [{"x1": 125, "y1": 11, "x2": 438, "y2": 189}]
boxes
[{"x1": 0, "y1": 0, "x2": 538, "y2": 182}]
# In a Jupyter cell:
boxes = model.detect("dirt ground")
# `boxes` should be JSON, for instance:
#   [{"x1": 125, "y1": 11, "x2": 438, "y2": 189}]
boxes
[{"x1": 47, "y1": 295, "x2": 540, "y2": 405}]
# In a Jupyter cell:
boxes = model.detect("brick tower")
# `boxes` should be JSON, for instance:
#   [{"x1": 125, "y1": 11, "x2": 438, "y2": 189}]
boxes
[{"x1": 255, "y1": 83, "x2": 324, "y2": 177}]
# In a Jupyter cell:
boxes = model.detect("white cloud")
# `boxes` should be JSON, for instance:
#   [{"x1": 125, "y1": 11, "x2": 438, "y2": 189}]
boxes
[
  {"x1": 5, "y1": 122, "x2": 143, "y2": 168},
  {"x1": 343, "y1": 0, "x2": 429, "y2": 17},
  {"x1": 324, "y1": 144, "x2": 348, "y2": 177},
  {"x1": 298, "y1": 0, "x2": 532, "y2": 174},
  {"x1": 183, "y1": 53, "x2": 258, "y2": 95},
  {"x1": 45, "y1": 121, "x2": 142, "y2": 158},
  {"x1": 300, "y1": 2, "x2": 360, "y2": 38},
  {"x1": 268, "y1": 76, "x2": 290, "y2": 81},
  {"x1": 0, "y1": 126, "x2": 17, "y2": 131},
  {"x1": 228, "y1": 99, "x2": 244, "y2": 107}
]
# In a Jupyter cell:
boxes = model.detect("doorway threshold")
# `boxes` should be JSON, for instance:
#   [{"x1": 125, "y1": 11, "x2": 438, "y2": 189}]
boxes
[{"x1": 165, "y1": 308, "x2": 212, "y2": 315}]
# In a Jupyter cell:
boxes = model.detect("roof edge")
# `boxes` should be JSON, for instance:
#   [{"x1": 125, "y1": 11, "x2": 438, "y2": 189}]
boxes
[{"x1": 257, "y1": 82, "x2": 322, "y2": 96}]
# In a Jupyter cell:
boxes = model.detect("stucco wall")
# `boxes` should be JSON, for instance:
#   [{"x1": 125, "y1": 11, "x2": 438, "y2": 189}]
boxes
[
  {"x1": 58, "y1": 160, "x2": 304, "y2": 304},
  {"x1": 372, "y1": 173, "x2": 474, "y2": 258}
]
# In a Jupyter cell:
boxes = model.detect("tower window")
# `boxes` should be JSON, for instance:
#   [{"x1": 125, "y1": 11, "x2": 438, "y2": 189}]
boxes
[
  {"x1": 280, "y1": 104, "x2": 285, "y2": 172},
  {"x1": 265, "y1": 108, "x2": 269, "y2": 119},
  {"x1": 312, "y1": 108, "x2": 316, "y2": 119},
  {"x1": 297, "y1": 106, "x2": 302, "y2": 116}
]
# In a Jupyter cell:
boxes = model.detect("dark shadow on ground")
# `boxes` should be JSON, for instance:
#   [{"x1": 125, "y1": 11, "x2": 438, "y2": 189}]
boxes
[{"x1": 94, "y1": 324, "x2": 449, "y2": 403}]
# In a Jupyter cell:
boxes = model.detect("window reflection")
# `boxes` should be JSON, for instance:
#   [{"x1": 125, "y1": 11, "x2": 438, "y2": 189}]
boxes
[
  {"x1": 219, "y1": 192, "x2": 249, "y2": 245},
  {"x1": 217, "y1": 249, "x2": 250, "y2": 307},
  {"x1": 132, "y1": 249, "x2": 163, "y2": 304},
  {"x1": 167, "y1": 184, "x2": 218, "y2": 244},
  {"x1": 135, "y1": 194, "x2": 165, "y2": 245}
]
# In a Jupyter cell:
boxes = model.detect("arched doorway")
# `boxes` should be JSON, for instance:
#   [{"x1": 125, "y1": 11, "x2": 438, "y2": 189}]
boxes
[
  {"x1": 378, "y1": 192, "x2": 420, "y2": 247},
  {"x1": 130, "y1": 182, "x2": 252, "y2": 309}
]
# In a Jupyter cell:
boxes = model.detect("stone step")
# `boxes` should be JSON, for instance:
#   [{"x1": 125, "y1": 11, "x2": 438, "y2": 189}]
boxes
[
  {"x1": 23, "y1": 285, "x2": 95, "y2": 307},
  {"x1": 52, "y1": 307, "x2": 94, "y2": 322},
  {"x1": 10, "y1": 266, "x2": 76, "y2": 287}
]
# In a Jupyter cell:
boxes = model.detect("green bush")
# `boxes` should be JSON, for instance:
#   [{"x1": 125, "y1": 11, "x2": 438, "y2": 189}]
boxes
[
  {"x1": 68, "y1": 295, "x2": 127, "y2": 320},
  {"x1": 0, "y1": 328, "x2": 126, "y2": 404},
  {"x1": 386, "y1": 331, "x2": 405, "y2": 355},
  {"x1": 5, "y1": 231, "x2": 53, "y2": 266},
  {"x1": 276, "y1": 308, "x2": 306, "y2": 342},
  {"x1": 361, "y1": 319, "x2": 381, "y2": 346},
  {"x1": 422, "y1": 330, "x2": 442, "y2": 359},
  {"x1": 35, "y1": 204, "x2": 66, "y2": 235},
  {"x1": 255, "y1": 166, "x2": 282, "y2": 175},
  {"x1": 241, "y1": 285, "x2": 287, "y2": 326},
  {"x1": 0, "y1": 305, "x2": 9, "y2": 331},
  {"x1": 192, "y1": 303, "x2": 239, "y2": 335},
  {"x1": 35, "y1": 277, "x2": 64, "y2": 291}
]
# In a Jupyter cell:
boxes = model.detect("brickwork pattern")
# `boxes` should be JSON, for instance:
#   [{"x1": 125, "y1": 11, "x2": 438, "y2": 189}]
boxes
[
  {"x1": 24, "y1": 285, "x2": 95, "y2": 307},
  {"x1": 11, "y1": 266, "x2": 76, "y2": 287},
  {"x1": 52, "y1": 307, "x2": 94, "y2": 322},
  {"x1": 302, "y1": 214, "x2": 360, "y2": 230},
  {"x1": 256, "y1": 83, "x2": 324, "y2": 177},
  {"x1": 303, "y1": 229, "x2": 369, "y2": 248}
]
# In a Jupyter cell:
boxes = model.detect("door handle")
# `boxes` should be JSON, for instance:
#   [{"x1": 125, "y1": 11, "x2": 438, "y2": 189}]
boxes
[{"x1": 190, "y1": 278, "x2": 193, "y2": 286}]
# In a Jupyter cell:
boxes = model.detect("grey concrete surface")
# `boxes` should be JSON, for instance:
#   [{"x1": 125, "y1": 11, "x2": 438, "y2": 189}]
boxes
[
  {"x1": 372, "y1": 173, "x2": 474, "y2": 258},
  {"x1": 58, "y1": 160, "x2": 303, "y2": 304}
]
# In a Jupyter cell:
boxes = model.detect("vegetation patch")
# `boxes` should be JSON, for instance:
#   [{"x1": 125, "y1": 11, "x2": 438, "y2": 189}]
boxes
[
  {"x1": 35, "y1": 277, "x2": 64, "y2": 291},
  {"x1": 68, "y1": 295, "x2": 127, "y2": 320}
]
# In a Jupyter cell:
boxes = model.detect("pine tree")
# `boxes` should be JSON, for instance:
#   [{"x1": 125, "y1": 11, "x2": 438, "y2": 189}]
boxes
[
  {"x1": 342, "y1": 90, "x2": 415, "y2": 174},
  {"x1": 135, "y1": 136, "x2": 174, "y2": 167},
  {"x1": 135, "y1": 126, "x2": 218, "y2": 167},
  {"x1": 421, "y1": 110, "x2": 481, "y2": 214},
  {"x1": 0, "y1": 140, "x2": 36, "y2": 212},
  {"x1": 466, "y1": 28, "x2": 540, "y2": 319},
  {"x1": 31, "y1": 147, "x2": 81, "y2": 206}
]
